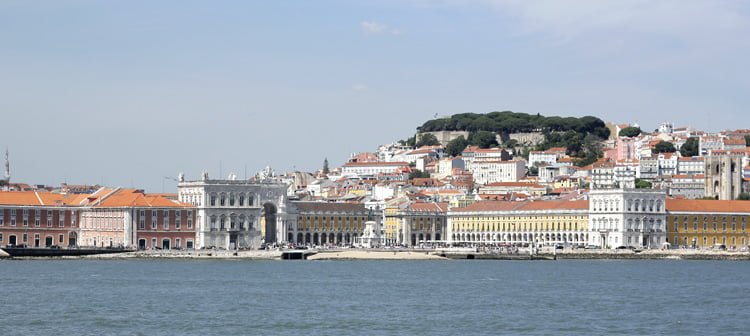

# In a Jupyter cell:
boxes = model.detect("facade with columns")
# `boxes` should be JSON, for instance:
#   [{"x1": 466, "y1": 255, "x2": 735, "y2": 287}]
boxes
[
  {"x1": 177, "y1": 172, "x2": 291, "y2": 249},
  {"x1": 447, "y1": 200, "x2": 589, "y2": 247},
  {"x1": 289, "y1": 202, "x2": 371, "y2": 246},
  {"x1": 588, "y1": 188, "x2": 667, "y2": 249}
]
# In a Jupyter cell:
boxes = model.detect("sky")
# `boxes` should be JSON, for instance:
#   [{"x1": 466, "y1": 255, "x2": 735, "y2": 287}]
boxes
[{"x1": 2, "y1": 0, "x2": 749, "y2": 192}]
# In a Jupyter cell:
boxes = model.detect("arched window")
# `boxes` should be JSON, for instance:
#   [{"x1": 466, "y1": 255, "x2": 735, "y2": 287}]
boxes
[
  {"x1": 210, "y1": 194, "x2": 217, "y2": 206},
  {"x1": 229, "y1": 193, "x2": 235, "y2": 206},
  {"x1": 210, "y1": 216, "x2": 217, "y2": 230},
  {"x1": 239, "y1": 194, "x2": 245, "y2": 206},
  {"x1": 248, "y1": 194, "x2": 254, "y2": 207},
  {"x1": 220, "y1": 194, "x2": 226, "y2": 206},
  {"x1": 220, "y1": 216, "x2": 226, "y2": 230}
]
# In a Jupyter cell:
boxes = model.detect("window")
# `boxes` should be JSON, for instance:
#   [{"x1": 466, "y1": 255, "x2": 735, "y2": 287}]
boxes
[
  {"x1": 176, "y1": 238, "x2": 181, "y2": 249},
  {"x1": 0, "y1": 233, "x2": 3, "y2": 242},
  {"x1": 59, "y1": 212, "x2": 65, "y2": 227},
  {"x1": 175, "y1": 210, "x2": 181, "y2": 229},
  {"x1": 35, "y1": 218, "x2": 40, "y2": 227},
  {"x1": 239, "y1": 195, "x2": 245, "y2": 206},
  {"x1": 220, "y1": 194, "x2": 226, "y2": 206},
  {"x1": 210, "y1": 194, "x2": 216, "y2": 206},
  {"x1": 187, "y1": 217, "x2": 193, "y2": 229},
  {"x1": 0, "y1": 213, "x2": 3, "y2": 226},
  {"x1": 163, "y1": 210, "x2": 170, "y2": 230},
  {"x1": 59, "y1": 234, "x2": 64, "y2": 243},
  {"x1": 47, "y1": 211, "x2": 52, "y2": 227},
  {"x1": 23, "y1": 218, "x2": 28, "y2": 227},
  {"x1": 23, "y1": 233, "x2": 28, "y2": 242},
  {"x1": 229, "y1": 194, "x2": 235, "y2": 206},
  {"x1": 139, "y1": 218, "x2": 145, "y2": 230}
]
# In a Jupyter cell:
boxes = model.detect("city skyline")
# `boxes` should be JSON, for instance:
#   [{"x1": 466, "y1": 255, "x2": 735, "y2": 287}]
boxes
[{"x1": 2, "y1": 1, "x2": 749, "y2": 191}]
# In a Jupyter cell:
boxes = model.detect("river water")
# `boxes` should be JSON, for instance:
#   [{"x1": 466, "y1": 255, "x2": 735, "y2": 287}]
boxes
[{"x1": 1, "y1": 259, "x2": 749, "y2": 335}]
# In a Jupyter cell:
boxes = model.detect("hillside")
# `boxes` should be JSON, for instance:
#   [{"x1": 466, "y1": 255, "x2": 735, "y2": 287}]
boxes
[
  {"x1": 417, "y1": 111, "x2": 610, "y2": 139},
  {"x1": 411, "y1": 111, "x2": 609, "y2": 166}
]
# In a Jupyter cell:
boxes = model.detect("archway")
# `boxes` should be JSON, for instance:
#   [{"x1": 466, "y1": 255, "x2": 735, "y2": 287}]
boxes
[
  {"x1": 138, "y1": 239, "x2": 146, "y2": 250},
  {"x1": 262, "y1": 203, "x2": 278, "y2": 244},
  {"x1": 162, "y1": 239, "x2": 170, "y2": 250},
  {"x1": 68, "y1": 232, "x2": 77, "y2": 247}
]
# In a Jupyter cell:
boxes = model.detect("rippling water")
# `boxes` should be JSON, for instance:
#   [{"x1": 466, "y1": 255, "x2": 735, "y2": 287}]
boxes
[{"x1": 1, "y1": 259, "x2": 749, "y2": 335}]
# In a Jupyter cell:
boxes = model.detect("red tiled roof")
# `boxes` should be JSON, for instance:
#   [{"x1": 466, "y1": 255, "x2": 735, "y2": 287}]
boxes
[{"x1": 666, "y1": 199, "x2": 750, "y2": 213}]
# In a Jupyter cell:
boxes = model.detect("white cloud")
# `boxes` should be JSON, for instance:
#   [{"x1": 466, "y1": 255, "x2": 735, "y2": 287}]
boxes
[{"x1": 361, "y1": 21, "x2": 401, "y2": 35}]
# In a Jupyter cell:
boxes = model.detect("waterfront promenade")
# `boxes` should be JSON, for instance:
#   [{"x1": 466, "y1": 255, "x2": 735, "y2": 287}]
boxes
[{"x1": 4, "y1": 247, "x2": 750, "y2": 260}]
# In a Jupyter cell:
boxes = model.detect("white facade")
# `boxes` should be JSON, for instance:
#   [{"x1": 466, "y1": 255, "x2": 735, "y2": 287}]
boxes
[
  {"x1": 341, "y1": 162, "x2": 409, "y2": 177},
  {"x1": 528, "y1": 152, "x2": 557, "y2": 168},
  {"x1": 677, "y1": 157, "x2": 705, "y2": 175},
  {"x1": 657, "y1": 153, "x2": 678, "y2": 177},
  {"x1": 434, "y1": 157, "x2": 465, "y2": 179},
  {"x1": 588, "y1": 189, "x2": 667, "y2": 249},
  {"x1": 470, "y1": 160, "x2": 525, "y2": 185},
  {"x1": 177, "y1": 175, "x2": 291, "y2": 249}
]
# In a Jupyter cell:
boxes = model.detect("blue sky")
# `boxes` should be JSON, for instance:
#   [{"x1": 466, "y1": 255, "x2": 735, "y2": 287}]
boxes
[{"x1": 2, "y1": 0, "x2": 749, "y2": 191}]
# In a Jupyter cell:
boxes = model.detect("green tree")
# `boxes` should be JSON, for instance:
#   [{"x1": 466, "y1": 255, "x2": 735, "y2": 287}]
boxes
[
  {"x1": 415, "y1": 133, "x2": 440, "y2": 147},
  {"x1": 739, "y1": 193, "x2": 750, "y2": 200},
  {"x1": 635, "y1": 179, "x2": 652, "y2": 189},
  {"x1": 445, "y1": 136, "x2": 468, "y2": 157},
  {"x1": 399, "y1": 136, "x2": 416, "y2": 147},
  {"x1": 652, "y1": 141, "x2": 677, "y2": 154},
  {"x1": 468, "y1": 131, "x2": 499, "y2": 148},
  {"x1": 618, "y1": 126, "x2": 642, "y2": 137},
  {"x1": 409, "y1": 169, "x2": 430, "y2": 179},
  {"x1": 745, "y1": 135, "x2": 750, "y2": 146},
  {"x1": 322, "y1": 158, "x2": 329, "y2": 174},
  {"x1": 680, "y1": 137, "x2": 699, "y2": 157}
]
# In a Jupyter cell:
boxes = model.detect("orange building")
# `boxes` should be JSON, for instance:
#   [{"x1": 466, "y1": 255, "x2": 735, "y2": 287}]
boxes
[{"x1": 666, "y1": 199, "x2": 750, "y2": 249}]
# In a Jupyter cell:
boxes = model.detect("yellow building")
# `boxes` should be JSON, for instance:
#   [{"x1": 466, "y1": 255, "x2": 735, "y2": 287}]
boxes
[
  {"x1": 447, "y1": 200, "x2": 589, "y2": 246},
  {"x1": 666, "y1": 199, "x2": 750, "y2": 249},
  {"x1": 291, "y1": 202, "x2": 370, "y2": 246},
  {"x1": 383, "y1": 198, "x2": 407, "y2": 246}
]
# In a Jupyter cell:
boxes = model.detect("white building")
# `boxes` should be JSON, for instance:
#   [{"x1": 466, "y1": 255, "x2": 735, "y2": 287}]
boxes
[
  {"x1": 341, "y1": 162, "x2": 410, "y2": 177},
  {"x1": 470, "y1": 160, "x2": 526, "y2": 185},
  {"x1": 588, "y1": 189, "x2": 667, "y2": 249},
  {"x1": 462, "y1": 146, "x2": 510, "y2": 171},
  {"x1": 668, "y1": 174, "x2": 706, "y2": 199},
  {"x1": 177, "y1": 171, "x2": 291, "y2": 249},
  {"x1": 677, "y1": 157, "x2": 705, "y2": 175},
  {"x1": 434, "y1": 157, "x2": 465, "y2": 179},
  {"x1": 528, "y1": 147, "x2": 566, "y2": 168},
  {"x1": 657, "y1": 152, "x2": 678, "y2": 177}
]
